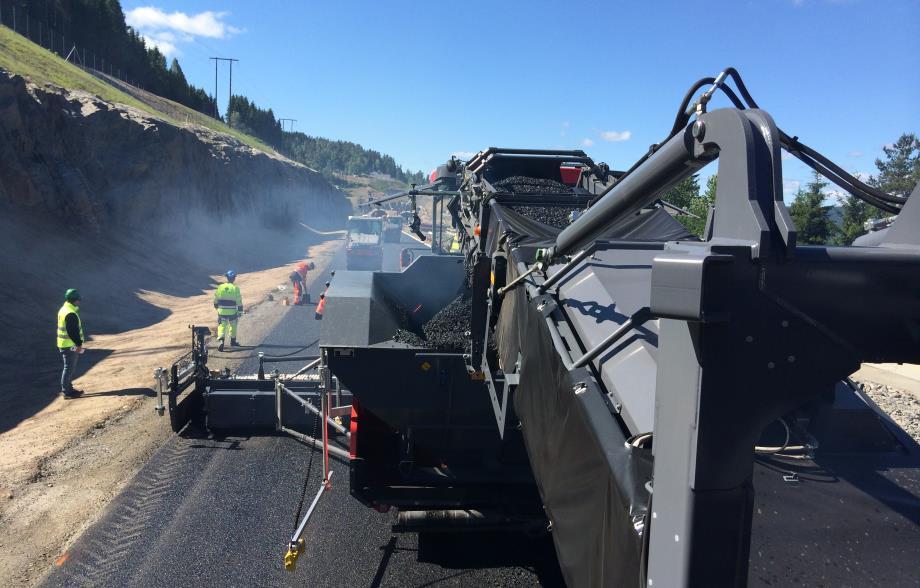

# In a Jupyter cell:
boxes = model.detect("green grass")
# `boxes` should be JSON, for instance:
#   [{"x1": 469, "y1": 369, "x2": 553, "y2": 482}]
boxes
[
  {"x1": 0, "y1": 26, "x2": 272, "y2": 153},
  {"x1": 0, "y1": 26, "x2": 157, "y2": 112}
]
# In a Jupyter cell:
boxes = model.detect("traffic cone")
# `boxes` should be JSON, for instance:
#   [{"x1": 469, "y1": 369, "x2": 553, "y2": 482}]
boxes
[{"x1": 314, "y1": 293, "x2": 326, "y2": 320}]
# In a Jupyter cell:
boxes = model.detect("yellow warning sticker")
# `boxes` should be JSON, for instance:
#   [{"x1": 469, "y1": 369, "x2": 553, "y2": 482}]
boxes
[{"x1": 420, "y1": 361, "x2": 431, "y2": 372}]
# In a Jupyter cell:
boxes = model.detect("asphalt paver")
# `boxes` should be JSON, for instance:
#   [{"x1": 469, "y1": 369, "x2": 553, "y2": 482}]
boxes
[{"x1": 42, "y1": 233, "x2": 563, "y2": 587}]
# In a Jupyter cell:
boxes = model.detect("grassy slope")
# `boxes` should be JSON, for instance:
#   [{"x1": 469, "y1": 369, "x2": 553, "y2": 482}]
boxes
[{"x1": 0, "y1": 26, "x2": 271, "y2": 152}]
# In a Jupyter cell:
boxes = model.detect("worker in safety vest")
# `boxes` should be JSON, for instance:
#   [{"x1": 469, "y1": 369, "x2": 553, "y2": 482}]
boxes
[
  {"x1": 289, "y1": 261, "x2": 316, "y2": 305},
  {"x1": 214, "y1": 270, "x2": 243, "y2": 351},
  {"x1": 57, "y1": 288, "x2": 85, "y2": 399}
]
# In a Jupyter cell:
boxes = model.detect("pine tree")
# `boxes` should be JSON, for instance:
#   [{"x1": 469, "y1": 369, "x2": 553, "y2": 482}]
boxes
[
  {"x1": 871, "y1": 133, "x2": 920, "y2": 198},
  {"x1": 789, "y1": 171, "x2": 837, "y2": 244},
  {"x1": 837, "y1": 195, "x2": 869, "y2": 245},
  {"x1": 663, "y1": 175, "x2": 700, "y2": 211},
  {"x1": 682, "y1": 175, "x2": 717, "y2": 238}
]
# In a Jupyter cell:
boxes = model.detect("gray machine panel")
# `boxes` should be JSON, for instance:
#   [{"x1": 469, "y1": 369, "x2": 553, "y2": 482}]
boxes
[
  {"x1": 555, "y1": 245, "x2": 662, "y2": 434},
  {"x1": 323, "y1": 254, "x2": 466, "y2": 348}
]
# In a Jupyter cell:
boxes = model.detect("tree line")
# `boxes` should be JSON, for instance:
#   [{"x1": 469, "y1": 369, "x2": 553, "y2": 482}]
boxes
[
  {"x1": 5, "y1": 1, "x2": 425, "y2": 183},
  {"x1": 6, "y1": 0, "x2": 216, "y2": 115},
  {"x1": 664, "y1": 132, "x2": 919, "y2": 244},
  {"x1": 223, "y1": 93, "x2": 425, "y2": 184}
]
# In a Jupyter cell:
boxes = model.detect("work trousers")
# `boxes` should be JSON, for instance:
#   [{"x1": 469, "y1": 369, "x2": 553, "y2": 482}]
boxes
[
  {"x1": 60, "y1": 348, "x2": 80, "y2": 392},
  {"x1": 292, "y1": 281, "x2": 304, "y2": 305},
  {"x1": 217, "y1": 315, "x2": 239, "y2": 341}
]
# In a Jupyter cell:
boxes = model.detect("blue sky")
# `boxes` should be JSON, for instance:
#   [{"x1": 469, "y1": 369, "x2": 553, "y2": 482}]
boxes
[{"x1": 123, "y1": 0, "x2": 919, "y2": 199}]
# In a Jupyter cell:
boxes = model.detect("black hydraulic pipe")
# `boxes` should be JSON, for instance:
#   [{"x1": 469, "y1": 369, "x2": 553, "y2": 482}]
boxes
[
  {"x1": 554, "y1": 128, "x2": 702, "y2": 257},
  {"x1": 538, "y1": 245, "x2": 596, "y2": 294},
  {"x1": 573, "y1": 307, "x2": 651, "y2": 369}
]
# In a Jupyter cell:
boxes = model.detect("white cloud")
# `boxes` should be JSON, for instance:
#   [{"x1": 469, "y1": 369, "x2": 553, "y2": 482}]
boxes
[
  {"x1": 451, "y1": 151, "x2": 476, "y2": 161},
  {"x1": 783, "y1": 179, "x2": 801, "y2": 196},
  {"x1": 560, "y1": 121, "x2": 570, "y2": 137},
  {"x1": 781, "y1": 151, "x2": 794, "y2": 160},
  {"x1": 126, "y1": 7, "x2": 242, "y2": 39},
  {"x1": 142, "y1": 34, "x2": 179, "y2": 57},
  {"x1": 581, "y1": 138, "x2": 594, "y2": 147},
  {"x1": 600, "y1": 130, "x2": 631, "y2": 142},
  {"x1": 848, "y1": 150, "x2": 863, "y2": 158}
]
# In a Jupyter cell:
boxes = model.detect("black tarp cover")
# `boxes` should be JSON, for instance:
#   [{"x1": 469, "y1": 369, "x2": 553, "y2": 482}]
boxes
[
  {"x1": 496, "y1": 261, "x2": 652, "y2": 587},
  {"x1": 487, "y1": 200, "x2": 685, "y2": 585}
]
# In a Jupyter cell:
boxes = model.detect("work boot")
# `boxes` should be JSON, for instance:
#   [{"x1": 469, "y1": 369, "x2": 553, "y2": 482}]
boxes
[
  {"x1": 231, "y1": 339, "x2": 240, "y2": 347},
  {"x1": 218, "y1": 342, "x2": 225, "y2": 352},
  {"x1": 61, "y1": 389, "x2": 83, "y2": 399}
]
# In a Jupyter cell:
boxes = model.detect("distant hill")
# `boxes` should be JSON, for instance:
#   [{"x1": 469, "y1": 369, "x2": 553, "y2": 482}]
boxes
[
  {"x1": 225, "y1": 95, "x2": 426, "y2": 184},
  {"x1": 1, "y1": 1, "x2": 424, "y2": 185}
]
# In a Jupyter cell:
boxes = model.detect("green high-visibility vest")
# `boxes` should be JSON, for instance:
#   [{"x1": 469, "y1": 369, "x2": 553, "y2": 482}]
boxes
[
  {"x1": 57, "y1": 301, "x2": 84, "y2": 349},
  {"x1": 214, "y1": 282, "x2": 243, "y2": 317}
]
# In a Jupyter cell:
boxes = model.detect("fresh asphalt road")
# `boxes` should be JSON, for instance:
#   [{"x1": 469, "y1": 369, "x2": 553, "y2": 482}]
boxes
[{"x1": 42, "y1": 233, "x2": 564, "y2": 587}]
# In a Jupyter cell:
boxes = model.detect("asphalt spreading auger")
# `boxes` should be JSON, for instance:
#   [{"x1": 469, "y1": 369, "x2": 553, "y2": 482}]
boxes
[{"x1": 159, "y1": 68, "x2": 920, "y2": 586}]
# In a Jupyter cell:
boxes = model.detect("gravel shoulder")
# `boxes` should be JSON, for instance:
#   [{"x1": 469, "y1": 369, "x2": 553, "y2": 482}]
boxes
[
  {"x1": 853, "y1": 363, "x2": 920, "y2": 445},
  {"x1": 0, "y1": 238, "x2": 342, "y2": 586}
]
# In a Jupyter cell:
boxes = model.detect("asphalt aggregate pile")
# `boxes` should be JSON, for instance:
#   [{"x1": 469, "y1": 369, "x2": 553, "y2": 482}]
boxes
[
  {"x1": 493, "y1": 175, "x2": 572, "y2": 194},
  {"x1": 422, "y1": 294, "x2": 472, "y2": 352},
  {"x1": 392, "y1": 292, "x2": 472, "y2": 352},
  {"x1": 392, "y1": 327, "x2": 427, "y2": 347},
  {"x1": 510, "y1": 205, "x2": 582, "y2": 229},
  {"x1": 858, "y1": 380, "x2": 920, "y2": 444}
]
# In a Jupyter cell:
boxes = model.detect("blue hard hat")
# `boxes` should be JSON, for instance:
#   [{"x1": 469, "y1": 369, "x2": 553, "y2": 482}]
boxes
[{"x1": 226, "y1": 270, "x2": 237, "y2": 281}]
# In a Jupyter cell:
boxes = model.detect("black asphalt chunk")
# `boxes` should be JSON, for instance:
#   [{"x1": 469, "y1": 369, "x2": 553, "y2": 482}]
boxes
[
  {"x1": 391, "y1": 292, "x2": 472, "y2": 352},
  {"x1": 510, "y1": 205, "x2": 581, "y2": 229},
  {"x1": 493, "y1": 175, "x2": 572, "y2": 194},
  {"x1": 392, "y1": 327, "x2": 427, "y2": 347},
  {"x1": 422, "y1": 293, "x2": 472, "y2": 352}
]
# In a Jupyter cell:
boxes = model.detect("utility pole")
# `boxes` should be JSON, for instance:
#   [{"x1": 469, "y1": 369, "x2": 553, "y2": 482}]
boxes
[
  {"x1": 279, "y1": 118, "x2": 297, "y2": 133},
  {"x1": 210, "y1": 57, "x2": 218, "y2": 118},
  {"x1": 209, "y1": 57, "x2": 239, "y2": 121}
]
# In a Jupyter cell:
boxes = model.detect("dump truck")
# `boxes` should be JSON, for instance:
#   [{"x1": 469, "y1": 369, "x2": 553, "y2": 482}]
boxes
[
  {"x1": 345, "y1": 215, "x2": 383, "y2": 271},
  {"x1": 383, "y1": 213, "x2": 403, "y2": 242},
  {"x1": 162, "y1": 68, "x2": 920, "y2": 586}
]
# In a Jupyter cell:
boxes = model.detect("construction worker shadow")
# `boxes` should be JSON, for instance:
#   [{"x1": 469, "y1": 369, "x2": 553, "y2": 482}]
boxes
[
  {"x1": 0, "y1": 346, "x2": 115, "y2": 435},
  {"x1": 213, "y1": 345, "x2": 258, "y2": 354},
  {"x1": 77, "y1": 387, "x2": 154, "y2": 399},
  {"x1": 98, "y1": 345, "x2": 190, "y2": 358}
]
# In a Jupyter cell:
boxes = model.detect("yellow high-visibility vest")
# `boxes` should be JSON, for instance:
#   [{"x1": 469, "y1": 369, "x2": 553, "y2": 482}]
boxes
[
  {"x1": 56, "y1": 302, "x2": 84, "y2": 349},
  {"x1": 214, "y1": 283, "x2": 243, "y2": 317}
]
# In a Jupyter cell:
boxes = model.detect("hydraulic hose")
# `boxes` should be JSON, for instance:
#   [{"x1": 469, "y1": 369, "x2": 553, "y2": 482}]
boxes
[{"x1": 658, "y1": 68, "x2": 905, "y2": 215}]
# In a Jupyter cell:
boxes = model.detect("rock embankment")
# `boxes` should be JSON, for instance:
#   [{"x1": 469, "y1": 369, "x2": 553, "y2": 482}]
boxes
[{"x1": 0, "y1": 71, "x2": 349, "y2": 230}]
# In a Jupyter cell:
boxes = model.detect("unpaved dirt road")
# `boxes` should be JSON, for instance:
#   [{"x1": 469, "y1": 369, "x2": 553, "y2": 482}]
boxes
[{"x1": 0, "y1": 236, "x2": 343, "y2": 586}]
